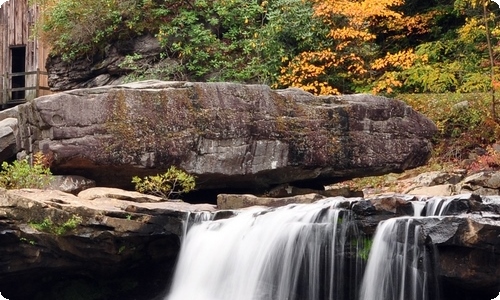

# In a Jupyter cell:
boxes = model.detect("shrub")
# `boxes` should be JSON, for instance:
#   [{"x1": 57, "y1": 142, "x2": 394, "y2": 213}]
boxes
[
  {"x1": 0, "y1": 153, "x2": 53, "y2": 189},
  {"x1": 132, "y1": 166, "x2": 195, "y2": 199}
]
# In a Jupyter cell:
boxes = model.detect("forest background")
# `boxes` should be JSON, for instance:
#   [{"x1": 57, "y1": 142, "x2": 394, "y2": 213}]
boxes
[{"x1": 35, "y1": 0, "x2": 500, "y2": 182}]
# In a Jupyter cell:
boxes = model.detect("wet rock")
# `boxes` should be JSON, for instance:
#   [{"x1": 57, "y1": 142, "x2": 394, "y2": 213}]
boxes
[
  {"x1": 420, "y1": 216, "x2": 500, "y2": 294},
  {"x1": 352, "y1": 194, "x2": 416, "y2": 234}
]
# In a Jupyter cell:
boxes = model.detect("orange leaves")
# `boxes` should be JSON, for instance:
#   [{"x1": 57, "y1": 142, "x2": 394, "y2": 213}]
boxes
[
  {"x1": 493, "y1": 80, "x2": 500, "y2": 91},
  {"x1": 312, "y1": 0, "x2": 403, "y2": 50},
  {"x1": 371, "y1": 49, "x2": 418, "y2": 71},
  {"x1": 278, "y1": 0, "x2": 406, "y2": 95},
  {"x1": 313, "y1": 0, "x2": 403, "y2": 21},
  {"x1": 397, "y1": 11, "x2": 439, "y2": 35},
  {"x1": 278, "y1": 50, "x2": 367, "y2": 95},
  {"x1": 371, "y1": 50, "x2": 420, "y2": 94},
  {"x1": 278, "y1": 50, "x2": 339, "y2": 95}
]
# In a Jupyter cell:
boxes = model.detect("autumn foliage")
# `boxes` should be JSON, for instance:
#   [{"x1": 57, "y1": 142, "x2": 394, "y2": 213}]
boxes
[
  {"x1": 278, "y1": 0, "x2": 429, "y2": 95},
  {"x1": 36, "y1": 0, "x2": 500, "y2": 96}
]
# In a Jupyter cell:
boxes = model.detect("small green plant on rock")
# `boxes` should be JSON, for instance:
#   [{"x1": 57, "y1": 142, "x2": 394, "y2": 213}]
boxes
[
  {"x1": 358, "y1": 237, "x2": 373, "y2": 261},
  {"x1": 132, "y1": 166, "x2": 195, "y2": 199},
  {"x1": 29, "y1": 215, "x2": 83, "y2": 235},
  {"x1": 0, "y1": 152, "x2": 52, "y2": 189}
]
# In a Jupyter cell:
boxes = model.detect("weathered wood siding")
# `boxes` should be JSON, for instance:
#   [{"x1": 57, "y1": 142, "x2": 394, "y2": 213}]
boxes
[
  {"x1": 0, "y1": 2, "x2": 7, "y2": 101},
  {"x1": 0, "y1": 0, "x2": 50, "y2": 105}
]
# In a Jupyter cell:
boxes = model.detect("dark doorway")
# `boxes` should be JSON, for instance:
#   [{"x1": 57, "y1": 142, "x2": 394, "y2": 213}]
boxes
[{"x1": 11, "y1": 46, "x2": 26, "y2": 101}]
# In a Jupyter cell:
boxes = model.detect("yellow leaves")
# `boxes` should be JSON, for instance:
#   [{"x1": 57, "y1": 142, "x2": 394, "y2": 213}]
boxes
[
  {"x1": 278, "y1": 50, "x2": 338, "y2": 95},
  {"x1": 458, "y1": 17, "x2": 486, "y2": 43},
  {"x1": 371, "y1": 49, "x2": 418, "y2": 71},
  {"x1": 372, "y1": 72, "x2": 403, "y2": 94},
  {"x1": 278, "y1": 50, "x2": 368, "y2": 95},
  {"x1": 371, "y1": 50, "x2": 421, "y2": 94}
]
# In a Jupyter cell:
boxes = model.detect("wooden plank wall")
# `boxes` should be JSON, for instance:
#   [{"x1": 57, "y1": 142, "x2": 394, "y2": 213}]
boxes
[
  {"x1": 0, "y1": 2, "x2": 8, "y2": 103},
  {"x1": 0, "y1": 0, "x2": 51, "y2": 104}
]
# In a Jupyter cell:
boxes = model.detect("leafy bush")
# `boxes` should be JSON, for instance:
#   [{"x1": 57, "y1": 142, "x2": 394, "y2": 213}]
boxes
[
  {"x1": 399, "y1": 92, "x2": 500, "y2": 162},
  {"x1": 132, "y1": 166, "x2": 195, "y2": 199},
  {"x1": 0, "y1": 153, "x2": 53, "y2": 189}
]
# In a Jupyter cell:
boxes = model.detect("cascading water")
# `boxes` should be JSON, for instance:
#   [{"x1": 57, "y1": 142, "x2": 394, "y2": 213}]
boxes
[
  {"x1": 358, "y1": 196, "x2": 458, "y2": 300},
  {"x1": 165, "y1": 196, "x2": 466, "y2": 300},
  {"x1": 423, "y1": 197, "x2": 454, "y2": 216},
  {"x1": 166, "y1": 198, "x2": 367, "y2": 300},
  {"x1": 359, "y1": 217, "x2": 438, "y2": 300}
]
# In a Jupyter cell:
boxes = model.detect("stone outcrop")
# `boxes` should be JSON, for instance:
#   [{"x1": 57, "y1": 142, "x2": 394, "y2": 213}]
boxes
[
  {"x1": 386, "y1": 169, "x2": 500, "y2": 197},
  {"x1": 16, "y1": 80, "x2": 437, "y2": 192},
  {"x1": 0, "y1": 187, "x2": 214, "y2": 299},
  {"x1": 46, "y1": 35, "x2": 164, "y2": 91},
  {"x1": 0, "y1": 107, "x2": 20, "y2": 162},
  {"x1": 0, "y1": 117, "x2": 18, "y2": 162},
  {"x1": 217, "y1": 193, "x2": 328, "y2": 210}
]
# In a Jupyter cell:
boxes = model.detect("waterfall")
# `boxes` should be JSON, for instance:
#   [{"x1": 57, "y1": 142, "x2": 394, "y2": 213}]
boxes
[
  {"x1": 165, "y1": 196, "x2": 460, "y2": 300},
  {"x1": 359, "y1": 195, "x2": 454, "y2": 300},
  {"x1": 359, "y1": 218, "x2": 437, "y2": 300},
  {"x1": 166, "y1": 198, "x2": 366, "y2": 300},
  {"x1": 423, "y1": 197, "x2": 454, "y2": 216}
]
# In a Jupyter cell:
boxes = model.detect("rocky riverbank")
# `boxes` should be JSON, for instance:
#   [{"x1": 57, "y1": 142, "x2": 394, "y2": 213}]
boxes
[{"x1": 0, "y1": 186, "x2": 499, "y2": 299}]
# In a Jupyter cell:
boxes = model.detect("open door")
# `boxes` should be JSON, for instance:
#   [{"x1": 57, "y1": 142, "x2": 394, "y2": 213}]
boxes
[{"x1": 11, "y1": 46, "x2": 26, "y2": 101}]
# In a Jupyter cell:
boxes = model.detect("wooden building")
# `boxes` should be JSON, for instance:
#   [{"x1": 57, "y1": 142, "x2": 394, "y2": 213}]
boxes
[{"x1": 0, "y1": 0, "x2": 50, "y2": 109}]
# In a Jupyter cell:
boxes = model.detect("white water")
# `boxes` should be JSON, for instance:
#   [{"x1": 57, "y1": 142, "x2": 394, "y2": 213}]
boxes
[
  {"x1": 359, "y1": 218, "x2": 435, "y2": 300},
  {"x1": 359, "y1": 195, "x2": 456, "y2": 300},
  {"x1": 411, "y1": 201, "x2": 426, "y2": 217},
  {"x1": 167, "y1": 196, "x2": 466, "y2": 300},
  {"x1": 166, "y1": 198, "x2": 364, "y2": 300},
  {"x1": 424, "y1": 197, "x2": 454, "y2": 216}
]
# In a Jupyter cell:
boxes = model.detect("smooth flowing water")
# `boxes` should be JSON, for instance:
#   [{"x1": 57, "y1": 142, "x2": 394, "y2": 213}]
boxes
[
  {"x1": 166, "y1": 196, "x2": 453, "y2": 300},
  {"x1": 166, "y1": 198, "x2": 366, "y2": 300},
  {"x1": 359, "y1": 217, "x2": 437, "y2": 300}
]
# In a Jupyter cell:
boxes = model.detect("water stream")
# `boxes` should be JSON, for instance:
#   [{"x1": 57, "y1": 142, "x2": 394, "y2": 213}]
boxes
[{"x1": 165, "y1": 196, "x2": 456, "y2": 300}]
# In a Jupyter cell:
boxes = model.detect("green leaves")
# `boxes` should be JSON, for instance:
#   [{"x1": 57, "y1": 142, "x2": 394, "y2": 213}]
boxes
[
  {"x1": 0, "y1": 155, "x2": 52, "y2": 190},
  {"x1": 132, "y1": 166, "x2": 195, "y2": 200},
  {"x1": 29, "y1": 215, "x2": 82, "y2": 235}
]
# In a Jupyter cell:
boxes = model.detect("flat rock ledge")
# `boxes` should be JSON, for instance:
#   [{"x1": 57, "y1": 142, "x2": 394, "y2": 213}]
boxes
[{"x1": 0, "y1": 187, "x2": 213, "y2": 300}]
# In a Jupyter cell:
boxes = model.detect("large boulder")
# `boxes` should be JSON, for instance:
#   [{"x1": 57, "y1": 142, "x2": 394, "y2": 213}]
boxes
[{"x1": 17, "y1": 81, "x2": 436, "y2": 192}]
